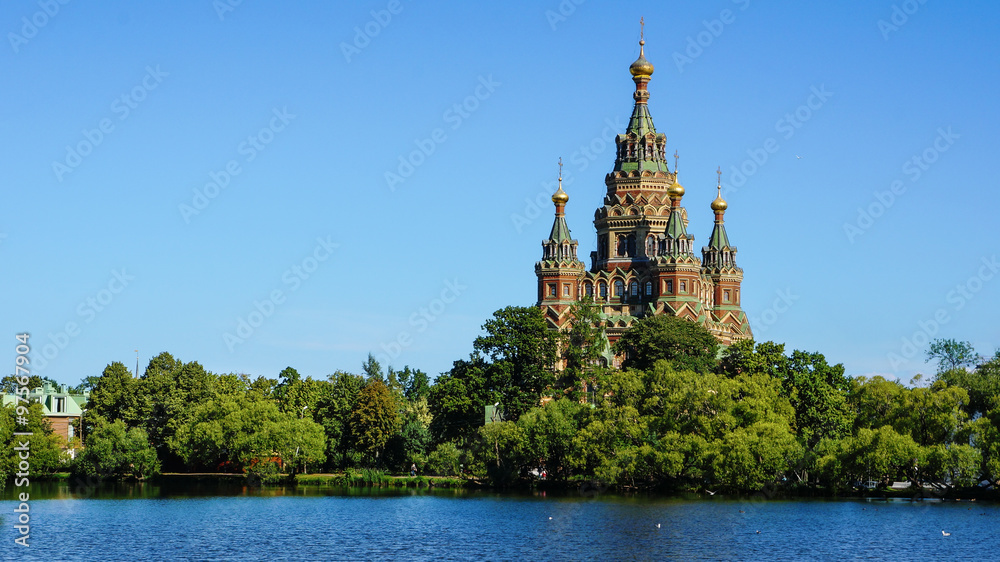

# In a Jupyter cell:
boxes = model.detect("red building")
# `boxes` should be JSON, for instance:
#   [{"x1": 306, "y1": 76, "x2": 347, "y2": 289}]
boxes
[{"x1": 535, "y1": 35, "x2": 752, "y2": 349}]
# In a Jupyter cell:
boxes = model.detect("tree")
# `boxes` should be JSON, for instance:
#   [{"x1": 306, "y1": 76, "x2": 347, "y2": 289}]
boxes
[
  {"x1": 348, "y1": 380, "x2": 401, "y2": 462},
  {"x1": 712, "y1": 421, "x2": 802, "y2": 491},
  {"x1": 517, "y1": 398, "x2": 584, "y2": 480},
  {"x1": 561, "y1": 298, "x2": 608, "y2": 384},
  {"x1": 172, "y1": 398, "x2": 326, "y2": 473},
  {"x1": 0, "y1": 402, "x2": 68, "y2": 479},
  {"x1": 313, "y1": 371, "x2": 366, "y2": 468},
  {"x1": 926, "y1": 339, "x2": 979, "y2": 372},
  {"x1": 936, "y1": 350, "x2": 1000, "y2": 418},
  {"x1": 473, "y1": 306, "x2": 558, "y2": 420},
  {"x1": 362, "y1": 353, "x2": 384, "y2": 383},
  {"x1": 428, "y1": 356, "x2": 491, "y2": 444},
  {"x1": 87, "y1": 362, "x2": 140, "y2": 427},
  {"x1": 614, "y1": 314, "x2": 719, "y2": 373},
  {"x1": 75, "y1": 417, "x2": 160, "y2": 480},
  {"x1": 783, "y1": 350, "x2": 854, "y2": 448},
  {"x1": 477, "y1": 420, "x2": 526, "y2": 486},
  {"x1": 398, "y1": 366, "x2": 430, "y2": 401}
]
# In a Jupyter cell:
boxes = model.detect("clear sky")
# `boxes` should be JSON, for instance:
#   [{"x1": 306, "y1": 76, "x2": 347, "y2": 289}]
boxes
[{"x1": 3, "y1": 0, "x2": 998, "y2": 386}]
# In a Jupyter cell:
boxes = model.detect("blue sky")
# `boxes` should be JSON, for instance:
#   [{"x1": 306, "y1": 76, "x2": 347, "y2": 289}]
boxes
[{"x1": 2, "y1": 0, "x2": 998, "y2": 386}]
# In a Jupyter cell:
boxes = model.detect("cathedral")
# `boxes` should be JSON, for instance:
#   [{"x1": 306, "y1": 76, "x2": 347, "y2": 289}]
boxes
[{"x1": 535, "y1": 33, "x2": 752, "y2": 348}]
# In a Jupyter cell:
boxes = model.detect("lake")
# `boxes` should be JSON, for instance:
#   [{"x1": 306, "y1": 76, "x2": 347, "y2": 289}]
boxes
[{"x1": 2, "y1": 483, "x2": 998, "y2": 560}]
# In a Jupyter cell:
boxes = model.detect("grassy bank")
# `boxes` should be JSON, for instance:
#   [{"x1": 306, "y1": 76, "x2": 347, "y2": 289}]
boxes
[{"x1": 295, "y1": 470, "x2": 467, "y2": 489}]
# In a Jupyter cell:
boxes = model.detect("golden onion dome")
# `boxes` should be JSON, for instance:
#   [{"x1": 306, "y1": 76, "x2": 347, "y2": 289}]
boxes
[
  {"x1": 552, "y1": 185, "x2": 569, "y2": 205},
  {"x1": 711, "y1": 187, "x2": 728, "y2": 211},
  {"x1": 667, "y1": 180, "x2": 685, "y2": 199},
  {"x1": 629, "y1": 40, "x2": 654, "y2": 78}
]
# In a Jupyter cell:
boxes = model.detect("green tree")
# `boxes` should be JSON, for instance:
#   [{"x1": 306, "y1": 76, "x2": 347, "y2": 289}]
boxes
[
  {"x1": 1, "y1": 402, "x2": 68, "y2": 479},
  {"x1": 473, "y1": 306, "x2": 558, "y2": 420},
  {"x1": 561, "y1": 298, "x2": 608, "y2": 385},
  {"x1": 926, "y1": 338, "x2": 979, "y2": 372},
  {"x1": 517, "y1": 398, "x2": 585, "y2": 480},
  {"x1": 362, "y1": 353, "x2": 384, "y2": 383},
  {"x1": 426, "y1": 442, "x2": 464, "y2": 476},
  {"x1": 614, "y1": 314, "x2": 719, "y2": 373},
  {"x1": 783, "y1": 350, "x2": 854, "y2": 448},
  {"x1": 399, "y1": 366, "x2": 431, "y2": 401},
  {"x1": 348, "y1": 380, "x2": 401, "y2": 462},
  {"x1": 75, "y1": 417, "x2": 160, "y2": 480},
  {"x1": 894, "y1": 381, "x2": 969, "y2": 447},
  {"x1": 477, "y1": 420, "x2": 526, "y2": 486},
  {"x1": 428, "y1": 356, "x2": 491, "y2": 444},
  {"x1": 711, "y1": 421, "x2": 802, "y2": 491},
  {"x1": 87, "y1": 362, "x2": 140, "y2": 427},
  {"x1": 936, "y1": 350, "x2": 1000, "y2": 418},
  {"x1": 313, "y1": 371, "x2": 366, "y2": 468},
  {"x1": 173, "y1": 398, "x2": 325, "y2": 473}
]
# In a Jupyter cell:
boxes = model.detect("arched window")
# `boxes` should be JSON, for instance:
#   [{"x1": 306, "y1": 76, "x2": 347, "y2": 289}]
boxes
[
  {"x1": 599, "y1": 283, "x2": 607, "y2": 298},
  {"x1": 666, "y1": 280, "x2": 673, "y2": 294},
  {"x1": 614, "y1": 280, "x2": 624, "y2": 297},
  {"x1": 585, "y1": 283, "x2": 593, "y2": 297},
  {"x1": 645, "y1": 282, "x2": 653, "y2": 296},
  {"x1": 630, "y1": 281, "x2": 638, "y2": 296}
]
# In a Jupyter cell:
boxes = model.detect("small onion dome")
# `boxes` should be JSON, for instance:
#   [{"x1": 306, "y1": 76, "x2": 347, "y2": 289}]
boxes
[
  {"x1": 629, "y1": 40, "x2": 654, "y2": 78},
  {"x1": 711, "y1": 190, "x2": 728, "y2": 212},
  {"x1": 552, "y1": 185, "x2": 569, "y2": 205},
  {"x1": 667, "y1": 181, "x2": 685, "y2": 199}
]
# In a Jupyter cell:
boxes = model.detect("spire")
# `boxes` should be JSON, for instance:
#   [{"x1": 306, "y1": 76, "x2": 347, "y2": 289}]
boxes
[
  {"x1": 662, "y1": 166, "x2": 694, "y2": 256},
  {"x1": 548, "y1": 158, "x2": 572, "y2": 243},
  {"x1": 703, "y1": 167, "x2": 738, "y2": 269},
  {"x1": 541, "y1": 158, "x2": 583, "y2": 264},
  {"x1": 614, "y1": 20, "x2": 670, "y2": 174},
  {"x1": 627, "y1": 22, "x2": 656, "y2": 138}
]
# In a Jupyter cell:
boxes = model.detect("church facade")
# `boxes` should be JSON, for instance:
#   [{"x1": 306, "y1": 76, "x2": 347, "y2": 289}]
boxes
[{"x1": 535, "y1": 35, "x2": 752, "y2": 347}]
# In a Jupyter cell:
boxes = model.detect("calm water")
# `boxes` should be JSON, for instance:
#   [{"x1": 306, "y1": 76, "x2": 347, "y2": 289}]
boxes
[{"x1": 2, "y1": 484, "x2": 998, "y2": 560}]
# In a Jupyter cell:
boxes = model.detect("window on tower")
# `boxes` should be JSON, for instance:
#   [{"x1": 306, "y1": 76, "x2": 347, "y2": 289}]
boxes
[
  {"x1": 724, "y1": 289, "x2": 731, "y2": 302},
  {"x1": 680, "y1": 281, "x2": 687, "y2": 293},
  {"x1": 563, "y1": 284, "x2": 570, "y2": 297},
  {"x1": 666, "y1": 280, "x2": 673, "y2": 294},
  {"x1": 645, "y1": 282, "x2": 652, "y2": 296},
  {"x1": 599, "y1": 283, "x2": 607, "y2": 298},
  {"x1": 614, "y1": 280, "x2": 624, "y2": 297},
  {"x1": 548, "y1": 284, "x2": 557, "y2": 297},
  {"x1": 630, "y1": 281, "x2": 638, "y2": 296},
  {"x1": 585, "y1": 283, "x2": 593, "y2": 297}
]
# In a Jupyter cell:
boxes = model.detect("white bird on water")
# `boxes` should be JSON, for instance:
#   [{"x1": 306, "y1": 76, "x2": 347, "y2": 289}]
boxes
[
  {"x1": 942, "y1": 531, "x2": 951, "y2": 537},
  {"x1": 656, "y1": 523, "x2": 661, "y2": 529}
]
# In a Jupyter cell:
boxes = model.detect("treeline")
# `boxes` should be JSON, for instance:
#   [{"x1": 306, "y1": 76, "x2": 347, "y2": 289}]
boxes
[{"x1": 3, "y1": 303, "x2": 1000, "y2": 494}]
